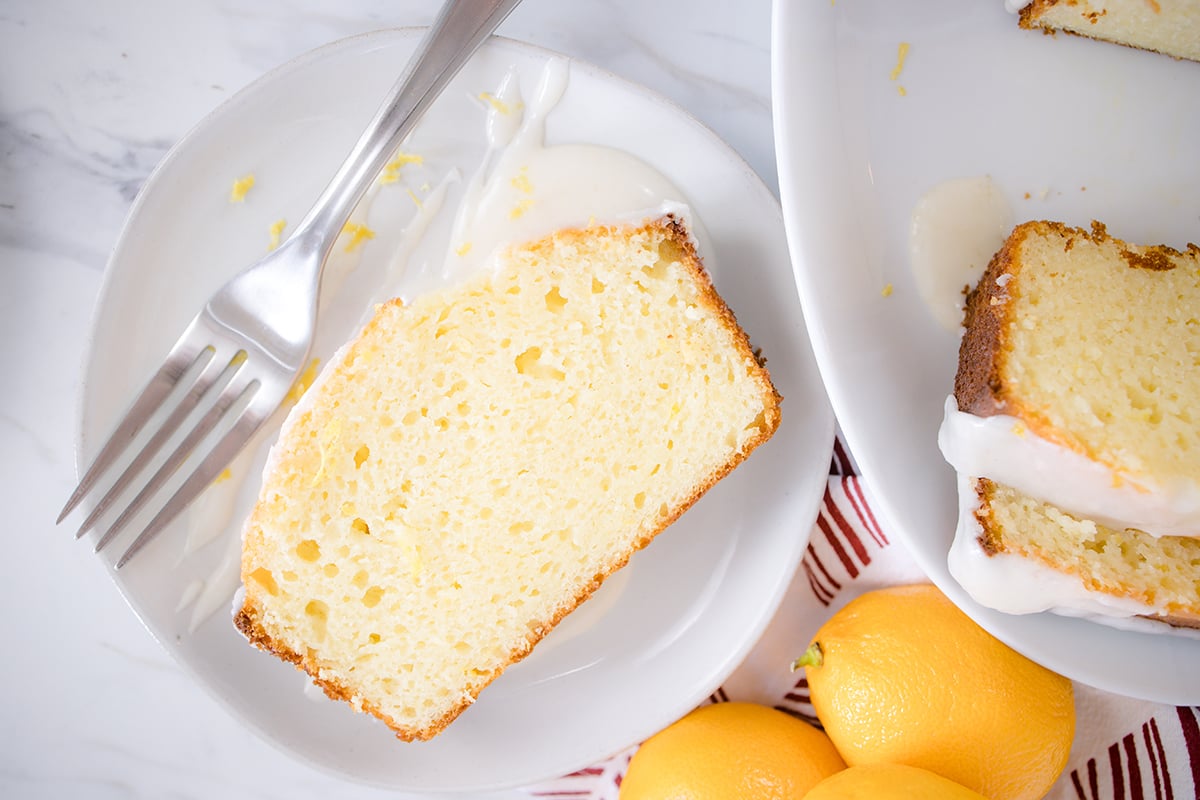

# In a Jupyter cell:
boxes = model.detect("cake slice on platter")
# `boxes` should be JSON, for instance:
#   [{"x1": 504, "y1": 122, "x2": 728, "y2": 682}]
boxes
[{"x1": 939, "y1": 219, "x2": 1200, "y2": 629}]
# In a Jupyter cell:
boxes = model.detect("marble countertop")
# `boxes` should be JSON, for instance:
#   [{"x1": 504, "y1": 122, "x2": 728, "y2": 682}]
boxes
[{"x1": 1, "y1": 1, "x2": 776, "y2": 797}]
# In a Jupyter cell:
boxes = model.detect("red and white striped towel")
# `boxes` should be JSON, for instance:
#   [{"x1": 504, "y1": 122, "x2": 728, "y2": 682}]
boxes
[{"x1": 526, "y1": 437, "x2": 1200, "y2": 800}]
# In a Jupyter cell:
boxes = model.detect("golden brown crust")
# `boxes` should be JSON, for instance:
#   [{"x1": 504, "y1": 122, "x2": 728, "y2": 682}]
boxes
[
  {"x1": 953, "y1": 231, "x2": 1015, "y2": 420},
  {"x1": 658, "y1": 214, "x2": 784, "y2": 430},
  {"x1": 236, "y1": 213, "x2": 782, "y2": 742},
  {"x1": 1019, "y1": 0, "x2": 1095, "y2": 31},
  {"x1": 1018, "y1": 0, "x2": 1060, "y2": 30}
]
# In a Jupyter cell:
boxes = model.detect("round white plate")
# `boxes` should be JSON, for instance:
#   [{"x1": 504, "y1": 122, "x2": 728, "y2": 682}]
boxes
[
  {"x1": 772, "y1": 0, "x2": 1200, "y2": 705},
  {"x1": 78, "y1": 30, "x2": 834, "y2": 793}
]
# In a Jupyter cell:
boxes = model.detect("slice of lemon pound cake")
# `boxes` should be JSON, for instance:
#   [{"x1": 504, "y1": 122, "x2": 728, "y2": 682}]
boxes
[
  {"x1": 235, "y1": 214, "x2": 781, "y2": 740},
  {"x1": 941, "y1": 220, "x2": 1200, "y2": 627},
  {"x1": 1019, "y1": 0, "x2": 1200, "y2": 62}
]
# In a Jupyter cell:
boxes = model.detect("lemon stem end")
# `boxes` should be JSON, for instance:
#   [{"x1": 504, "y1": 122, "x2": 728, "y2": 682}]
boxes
[{"x1": 791, "y1": 642, "x2": 823, "y2": 671}]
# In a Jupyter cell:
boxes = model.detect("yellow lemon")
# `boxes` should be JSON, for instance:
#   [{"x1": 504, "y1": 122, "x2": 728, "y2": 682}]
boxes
[
  {"x1": 805, "y1": 763, "x2": 991, "y2": 799},
  {"x1": 793, "y1": 584, "x2": 1074, "y2": 800},
  {"x1": 618, "y1": 701, "x2": 846, "y2": 800}
]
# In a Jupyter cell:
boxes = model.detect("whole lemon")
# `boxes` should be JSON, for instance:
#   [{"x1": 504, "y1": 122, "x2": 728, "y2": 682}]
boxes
[
  {"x1": 618, "y1": 701, "x2": 846, "y2": 800},
  {"x1": 805, "y1": 763, "x2": 991, "y2": 799},
  {"x1": 794, "y1": 584, "x2": 1074, "y2": 800}
]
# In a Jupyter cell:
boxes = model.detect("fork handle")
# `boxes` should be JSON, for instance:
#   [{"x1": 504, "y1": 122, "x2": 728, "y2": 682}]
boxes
[{"x1": 292, "y1": 0, "x2": 524, "y2": 258}]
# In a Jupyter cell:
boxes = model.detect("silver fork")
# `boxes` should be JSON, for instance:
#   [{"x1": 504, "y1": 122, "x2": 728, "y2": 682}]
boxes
[{"x1": 58, "y1": 0, "x2": 524, "y2": 568}]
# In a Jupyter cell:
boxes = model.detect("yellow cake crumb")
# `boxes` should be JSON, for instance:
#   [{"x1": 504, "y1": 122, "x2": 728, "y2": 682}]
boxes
[
  {"x1": 455, "y1": 242, "x2": 473, "y2": 257},
  {"x1": 214, "y1": 467, "x2": 233, "y2": 484},
  {"x1": 881, "y1": 283, "x2": 894, "y2": 297},
  {"x1": 230, "y1": 174, "x2": 255, "y2": 203},
  {"x1": 341, "y1": 222, "x2": 375, "y2": 253}
]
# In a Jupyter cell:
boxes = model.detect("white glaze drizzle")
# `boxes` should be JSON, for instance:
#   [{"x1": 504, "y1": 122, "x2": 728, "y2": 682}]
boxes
[{"x1": 909, "y1": 176, "x2": 1012, "y2": 331}]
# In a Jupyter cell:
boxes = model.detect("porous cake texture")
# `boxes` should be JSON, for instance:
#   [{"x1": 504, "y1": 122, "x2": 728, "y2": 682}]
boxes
[
  {"x1": 1019, "y1": 0, "x2": 1200, "y2": 62},
  {"x1": 235, "y1": 215, "x2": 781, "y2": 740}
]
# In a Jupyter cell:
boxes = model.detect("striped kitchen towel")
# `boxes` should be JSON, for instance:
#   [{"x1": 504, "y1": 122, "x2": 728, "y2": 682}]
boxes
[{"x1": 526, "y1": 436, "x2": 1200, "y2": 800}]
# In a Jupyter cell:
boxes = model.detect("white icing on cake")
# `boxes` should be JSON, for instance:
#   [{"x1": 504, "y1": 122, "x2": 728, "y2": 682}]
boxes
[{"x1": 939, "y1": 396, "x2": 1200, "y2": 538}]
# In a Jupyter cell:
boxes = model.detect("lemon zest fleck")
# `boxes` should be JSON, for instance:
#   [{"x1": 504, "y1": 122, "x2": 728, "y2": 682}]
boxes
[
  {"x1": 510, "y1": 167, "x2": 534, "y2": 195},
  {"x1": 890, "y1": 43, "x2": 910, "y2": 96},
  {"x1": 881, "y1": 283, "x2": 894, "y2": 297},
  {"x1": 509, "y1": 198, "x2": 534, "y2": 220},
  {"x1": 406, "y1": 188, "x2": 424, "y2": 209},
  {"x1": 455, "y1": 241, "x2": 473, "y2": 257},
  {"x1": 213, "y1": 467, "x2": 233, "y2": 485},
  {"x1": 268, "y1": 218, "x2": 286, "y2": 250},
  {"x1": 890, "y1": 42, "x2": 910, "y2": 81},
  {"x1": 478, "y1": 91, "x2": 511, "y2": 114},
  {"x1": 341, "y1": 222, "x2": 375, "y2": 252},
  {"x1": 229, "y1": 174, "x2": 255, "y2": 203},
  {"x1": 380, "y1": 151, "x2": 424, "y2": 184}
]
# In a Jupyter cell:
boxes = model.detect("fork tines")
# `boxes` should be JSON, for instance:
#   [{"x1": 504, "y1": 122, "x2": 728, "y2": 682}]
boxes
[{"x1": 59, "y1": 317, "x2": 277, "y2": 568}]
